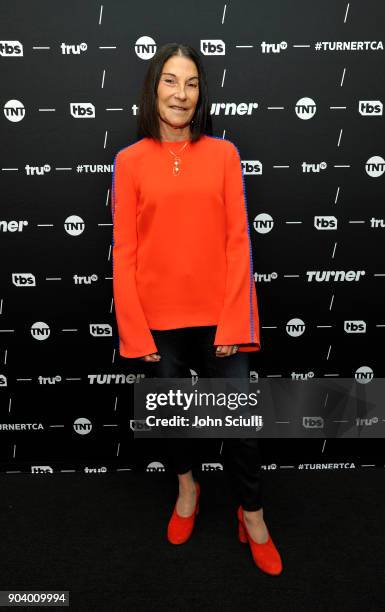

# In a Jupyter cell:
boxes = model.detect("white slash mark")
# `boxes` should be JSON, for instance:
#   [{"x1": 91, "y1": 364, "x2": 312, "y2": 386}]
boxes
[
  {"x1": 273, "y1": 165, "x2": 290, "y2": 168},
  {"x1": 32, "y1": 46, "x2": 50, "y2": 50},
  {"x1": 267, "y1": 106, "x2": 285, "y2": 110},
  {"x1": 0, "y1": 299, "x2": 3, "y2": 315},
  {"x1": 116, "y1": 442, "x2": 120, "y2": 457},
  {"x1": 343, "y1": 3, "x2": 350, "y2": 23},
  {"x1": 219, "y1": 441, "x2": 224, "y2": 454},
  {"x1": 292, "y1": 44, "x2": 311, "y2": 48},
  {"x1": 285, "y1": 221, "x2": 302, "y2": 224},
  {"x1": 39, "y1": 108, "x2": 56, "y2": 112},
  {"x1": 56, "y1": 167, "x2": 72, "y2": 171},
  {"x1": 1, "y1": 168, "x2": 18, "y2": 171},
  {"x1": 349, "y1": 220, "x2": 365, "y2": 224},
  {"x1": 106, "y1": 188, "x2": 110, "y2": 207},
  {"x1": 221, "y1": 68, "x2": 226, "y2": 87},
  {"x1": 334, "y1": 164, "x2": 350, "y2": 168},
  {"x1": 236, "y1": 45, "x2": 254, "y2": 48},
  {"x1": 321, "y1": 439, "x2": 326, "y2": 453},
  {"x1": 99, "y1": 46, "x2": 116, "y2": 49},
  {"x1": 104, "y1": 130, "x2": 108, "y2": 149},
  {"x1": 334, "y1": 186, "x2": 340, "y2": 204},
  {"x1": 331, "y1": 242, "x2": 337, "y2": 259},
  {"x1": 329, "y1": 294, "x2": 335, "y2": 311},
  {"x1": 337, "y1": 128, "x2": 343, "y2": 147},
  {"x1": 108, "y1": 244, "x2": 112, "y2": 263},
  {"x1": 326, "y1": 345, "x2": 332, "y2": 360},
  {"x1": 106, "y1": 108, "x2": 124, "y2": 111},
  {"x1": 330, "y1": 106, "x2": 346, "y2": 110},
  {"x1": 99, "y1": 4, "x2": 103, "y2": 25},
  {"x1": 101, "y1": 69, "x2": 105, "y2": 88},
  {"x1": 221, "y1": 4, "x2": 227, "y2": 24},
  {"x1": 340, "y1": 67, "x2": 346, "y2": 87}
]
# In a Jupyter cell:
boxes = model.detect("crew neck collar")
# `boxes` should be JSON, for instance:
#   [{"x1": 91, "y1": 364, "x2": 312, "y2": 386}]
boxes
[{"x1": 159, "y1": 138, "x2": 191, "y2": 145}]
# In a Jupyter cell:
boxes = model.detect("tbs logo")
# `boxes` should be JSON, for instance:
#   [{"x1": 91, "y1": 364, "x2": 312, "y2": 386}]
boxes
[
  {"x1": 200, "y1": 40, "x2": 225, "y2": 55},
  {"x1": 303, "y1": 416, "x2": 324, "y2": 429},
  {"x1": 314, "y1": 216, "x2": 337, "y2": 230},
  {"x1": 0, "y1": 41, "x2": 23, "y2": 56},
  {"x1": 70, "y1": 103, "x2": 95, "y2": 118},
  {"x1": 344, "y1": 321, "x2": 366, "y2": 334},
  {"x1": 359, "y1": 101, "x2": 383, "y2": 116}
]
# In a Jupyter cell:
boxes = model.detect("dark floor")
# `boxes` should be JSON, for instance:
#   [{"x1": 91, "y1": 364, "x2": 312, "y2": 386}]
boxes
[{"x1": 1, "y1": 467, "x2": 384, "y2": 611}]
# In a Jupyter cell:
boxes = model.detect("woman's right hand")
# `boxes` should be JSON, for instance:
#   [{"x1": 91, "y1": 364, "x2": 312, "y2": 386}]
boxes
[{"x1": 139, "y1": 353, "x2": 161, "y2": 362}]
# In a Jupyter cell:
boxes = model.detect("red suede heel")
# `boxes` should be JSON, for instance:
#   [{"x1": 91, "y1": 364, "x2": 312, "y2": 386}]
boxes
[
  {"x1": 237, "y1": 505, "x2": 283, "y2": 575},
  {"x1": 167, "y1": 481, "x2": 200, "y2": 545}
]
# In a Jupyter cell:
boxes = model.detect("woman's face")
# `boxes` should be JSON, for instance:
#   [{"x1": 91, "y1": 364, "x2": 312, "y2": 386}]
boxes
[{"x1": 156, "y1": 55, "x2": 200, "y2": 131}]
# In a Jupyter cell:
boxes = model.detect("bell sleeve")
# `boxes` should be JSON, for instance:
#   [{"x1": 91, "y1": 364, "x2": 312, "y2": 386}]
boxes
[
  {"x1": 213, "y1": 141, "x2": 261, "y2": 353},
  {"x1": 111, "y1": 149, "x2": 159, "y2": 358}
]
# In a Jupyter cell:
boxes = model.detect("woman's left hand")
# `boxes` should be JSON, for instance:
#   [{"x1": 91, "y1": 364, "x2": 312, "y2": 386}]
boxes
[{"x1": 215, "y1": 344, "x2": 239, "y2": 357}]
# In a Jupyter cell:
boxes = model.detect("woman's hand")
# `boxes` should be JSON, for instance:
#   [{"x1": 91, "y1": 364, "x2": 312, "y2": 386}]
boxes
[
  {"x1": 139, "y1": 353, "x2": 161, "y2": 362},
  {"x1": 215, "y1": 344, "x2": 239, "y2": 357}
]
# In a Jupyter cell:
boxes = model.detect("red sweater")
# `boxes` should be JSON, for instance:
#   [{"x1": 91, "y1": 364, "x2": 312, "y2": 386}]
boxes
[{"x1": 111, "y1": 134, "x2": 261, "y2": 359}]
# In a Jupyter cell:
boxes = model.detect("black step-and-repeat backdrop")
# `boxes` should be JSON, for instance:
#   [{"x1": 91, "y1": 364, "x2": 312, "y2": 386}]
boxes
[{"x1": 1, "y1": 1, "x2": 384, "y2": 475}]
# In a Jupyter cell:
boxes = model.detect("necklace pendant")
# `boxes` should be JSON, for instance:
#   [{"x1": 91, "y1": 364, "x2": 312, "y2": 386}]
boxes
[{"x1": 173, "y1": 165, "x2": 180, "y2": 176}]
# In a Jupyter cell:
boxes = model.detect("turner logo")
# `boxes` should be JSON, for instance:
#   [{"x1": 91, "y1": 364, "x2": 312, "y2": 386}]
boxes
[
  {"x1": 286, "y1": 318, "x2": 306, "y2": 337},
  {"x1": 0, "y1": 220, "x2": 28, "y2": 232},
  {"x1": 200, "y1": 40, "x2": 225, "y2": 55},
  {"x1": 210, "y1": 102, "x2": 258, "y2": 116},
  {"x1": 31, "y1": 322, "x2": 50, "y2": 341},
  {"x1": 302, "y1": 161, "x2": 327, "y2": 173},
  {"x1": 12, "y1": 273, "x2": 36, "y2": 287},
  {"x1": 344, "y1": 320, "x2": 366, "y2": 333},
  {"x1": 355, "y1": 366, "x2": 373, "y2": 384},
  {"x1": 4, "y1": 99, "x2": 25, "y2": 122},
  {"x1": 73, "y1": 417, "x2": 92, "y2": 435},
  {"x1": 261, "y1": 41, "x2": 288, "y2": 54},
  {"x1": 90, "y1": 324, "x2": 112, "y2": 337},
  {"x1": 253, "y1": 213, "x2": 274, "y2": 234},
  {"x1": 31, "y1": 466, "x2": 53, "y2": 474},
  {"x1": 359, "y1": 100, "x2": 383, "y2": 116},
  {"x1": 306, "y1": 270, "x2": 365, "y2": 282},
  {"x1": 242, "y1": 160, "x2": 262, "y2": 175},
  {"x1": 70, "y1": 103, "x2": 95, "y2": 118},
  {"x1": 365, "y1": 156, "x2": 385, "y2": 177},
  {"x1": 295, "y1": 97, "x2": 317, "y2": 119},
  {"x1": 303, "y1": 416, "x2": 324, "y2": 429},
  {"x1": 314, "y1": 216, "x2": 337, "y2": 230},
  {"x1": 135, "y1": 36, "x2": 156, "y2": 59},
  {"x1": 0, "y1": 41, "x2": 23, "y2": 56},
  {"x1": 201, "y1": 462, "x2": 223, "y2": 471},
  {"x1": 64, "y1": 215, "x2": 85, "y2": 236},
  {"x1": 146, "y1": 461, "x2": 165, "y2": 472},
  {"x1": 60, "y1": 42, "x2": 87, "y2": 55}
]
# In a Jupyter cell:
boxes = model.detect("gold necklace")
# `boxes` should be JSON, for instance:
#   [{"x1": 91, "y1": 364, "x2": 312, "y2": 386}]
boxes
[{"x1": 167, "y1": 141, "x2": 190, "y2": 176}]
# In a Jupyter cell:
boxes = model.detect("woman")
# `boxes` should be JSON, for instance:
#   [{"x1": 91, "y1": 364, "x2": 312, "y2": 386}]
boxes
[{"x1": 111, "y1": 43, "x2": 282, "y2": 576}]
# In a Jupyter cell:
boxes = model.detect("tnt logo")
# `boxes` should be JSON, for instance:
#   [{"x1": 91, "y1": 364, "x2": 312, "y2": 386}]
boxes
[
  {"x1": 286, "y1": 318, "x2": 305, "y2": 337},
  {"x1": 314, "y1": 216, "x2": 337, "y2": 230},
  {"x1": 73, "y1": 417, "x2": 92, "y2": 435},
  {"x1": 242, "y1": 160, "x2": 262, "y2": 175},
  {"x1": 31, "y1": 322, "x2": 50, "y2": 341},
  {"x1": 344, "y1": 320, "x2": 366, "y2": 333},
  {"x1": 4, "y1": 99, "x2": 25, "y2": 122},
  {"x1": 135, "y1": 36, "x2": 157, "y2": 59},
  {"x1": 359, "y1": 101, "x2": 383, "y2": 116},
  {"x1": 200, "y1": 40, "x2": 225, "y2": 55},
  {"x1": 365, "y1": 156, "x2": 385, "y2": 177},
  {"x1": 146, "y1": 461, "x2": 165, "y2": 472},
  {"x1": 64, "y1": 215, "x2": 85, "y2": 236},
  {"x1": 90, "y1": 324, "x2": 112, "y2": 337},
  {"x1": 355, "y1": 366, "x2": 374, "y2": 384},
  {"x1": 253, "y1": 213, "x2": 274, "y2": 234},
  {"x1": 0, "y1": 41, "x2": 23, "y2": 56},
  {"x1": 295, "y1": 97, "x2": 317, "y2": 120},
  {"x1": 303, "y1": 416, "x2": 324, "y2": 429}
]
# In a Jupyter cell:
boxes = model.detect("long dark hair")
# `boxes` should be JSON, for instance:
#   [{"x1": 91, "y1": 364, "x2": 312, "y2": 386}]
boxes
[{"x1": 136, "y1": 43, "x2": 213, "y2": 143}]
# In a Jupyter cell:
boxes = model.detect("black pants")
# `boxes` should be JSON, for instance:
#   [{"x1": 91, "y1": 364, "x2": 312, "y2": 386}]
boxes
[{"x1": 142, "y1": 325, "x2": 263, "y2": 511}]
